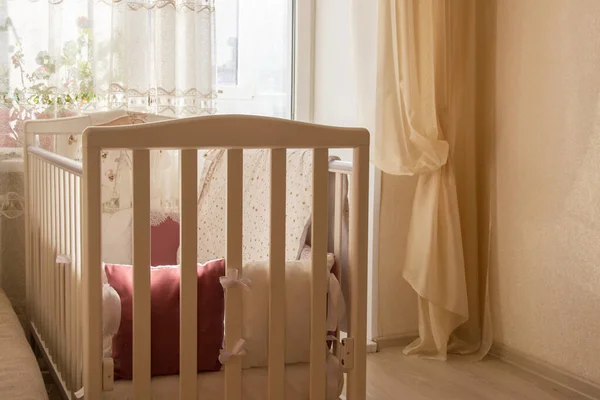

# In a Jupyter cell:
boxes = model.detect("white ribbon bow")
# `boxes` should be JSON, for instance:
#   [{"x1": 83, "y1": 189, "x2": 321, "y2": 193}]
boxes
[
  {"x1": 326, "y1": 335, "x2": 340, "y2": 343},
  {"x1": 219, "y1": 269, "x2": 251, "y2": 290},
  {"x1": 219, "y1": 338, "x2": 247, "y2": 364}
]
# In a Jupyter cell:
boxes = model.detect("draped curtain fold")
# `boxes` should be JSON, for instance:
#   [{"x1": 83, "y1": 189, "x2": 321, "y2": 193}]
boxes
[
  {"x1": 0, "y1": 0, "x2": 216, "y2": 316},
  {"x1": 373, "y1": 0, "x2": 491, "y2": 359}
]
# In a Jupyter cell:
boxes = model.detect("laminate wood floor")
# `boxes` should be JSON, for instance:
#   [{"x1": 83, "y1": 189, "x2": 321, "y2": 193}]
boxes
[
  {"x1": 366, "y1": 347, "x2": 590, "y2": 400},
  {"x1": 45, "y1": 346, "x2": 591, "y2": 399}
]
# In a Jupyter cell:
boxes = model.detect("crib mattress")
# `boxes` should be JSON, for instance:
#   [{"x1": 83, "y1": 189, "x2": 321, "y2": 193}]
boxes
[
  {"x1": 0, "y1": 289, "x2": 48, "y2": 399},
  {"x1": 104, "y1": 356, "x2": 343, "y2": 400}
]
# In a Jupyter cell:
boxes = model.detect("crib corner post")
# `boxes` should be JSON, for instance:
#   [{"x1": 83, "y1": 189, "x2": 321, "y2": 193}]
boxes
[
  {"x1": 347, "y1": 143, "x2": 369, "y2": 400},
  {"x1": 81, "y1": 142, "x2": 103, "y2": 400}
]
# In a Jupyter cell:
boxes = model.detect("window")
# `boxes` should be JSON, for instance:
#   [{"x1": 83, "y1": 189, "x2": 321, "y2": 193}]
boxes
[{"x1": 216, "y1": 0, "x2": 294, "y2": 119}]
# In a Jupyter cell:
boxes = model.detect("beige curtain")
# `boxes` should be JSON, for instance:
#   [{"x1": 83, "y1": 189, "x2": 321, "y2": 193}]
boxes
[{"x1": 374, "y1": 0, "x2": 491, "y2": 359}]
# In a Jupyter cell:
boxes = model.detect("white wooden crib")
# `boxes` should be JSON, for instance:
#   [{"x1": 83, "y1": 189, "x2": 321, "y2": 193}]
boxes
[{"x1": 23, "y1": 112, "x2": 369, "y2": 400}]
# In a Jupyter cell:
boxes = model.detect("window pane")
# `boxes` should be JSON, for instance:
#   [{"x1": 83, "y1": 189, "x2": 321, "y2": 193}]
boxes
[
  {"x1": 216, "y1": 0, "x2": 239, "y2": 86},
  {"x1": 216, "y1": 0, "x2": 293, "y2": 119}
]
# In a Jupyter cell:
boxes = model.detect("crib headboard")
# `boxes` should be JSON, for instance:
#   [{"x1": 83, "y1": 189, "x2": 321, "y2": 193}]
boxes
[{"x1": 82, "y1": 115, "x2": 369, "y2": 400}]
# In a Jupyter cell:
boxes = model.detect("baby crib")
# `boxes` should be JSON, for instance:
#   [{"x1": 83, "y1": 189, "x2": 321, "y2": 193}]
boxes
[{"x1": 23, "y1": 111, "x2": 369, "y2": 400}]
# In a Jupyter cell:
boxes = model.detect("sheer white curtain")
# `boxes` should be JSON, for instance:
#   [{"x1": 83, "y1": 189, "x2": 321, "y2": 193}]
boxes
[
  {"x1": 364, "y1": 0, "x2": 491, "y2": 359},
  {"x1": 0, "y1": 0, "x2": 216, "y2": 315}
]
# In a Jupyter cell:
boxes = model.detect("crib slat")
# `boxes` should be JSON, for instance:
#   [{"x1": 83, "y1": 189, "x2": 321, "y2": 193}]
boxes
[
  {"x1": 180, "y1": 150, "x2": 198, "y2": 400},
  {"x1": 65, "y1": 171, "x2": 73, "y2": 392},
  {"x1": 54, "y1": 166, "x2": 59, "y2": 358},
  {"x1": 50, "y1": 164, "x2": 55, "y2": 351},
  {"x1": 57, "y1": 168, "x2": 66, "y2": 380},
  {"x1": 51, "y1": 165, "x2": 57, "y2": 358},
  {"x1": 40, "y1": 158, "x2": 45, "y2": 332},
  {"x1": 30, "y1": 157, "x2": 37, "y2": 326},
  {"x1": 82, "y1": 146, "x2": 103, "y2": 399},
  {"x1": 24, "y1": 142, "x2": 31, "y2": 327},
  {"x1": 54, "y1": 166, "x2": 60, "y2": 363},
  {"x1": 37, "y1": 157, "x2": 43, "y2": 330},
  {"x1": 34, "y1": 157, "x2": 40, "y2": 326},
  {"x1": 57, "y1": 168, "x2": 65, "y2": 376},
  {"x1": 48, "y1": 164, "x2": 59, "y2": 362},
  {"x1": 61, "y1": 170, "x2": 68, "y2": 386},
  {"x1": 69, "y1": 172, "x2": 78, "y2": 392},
  {"x1": 132, "y1": 150, "x2": 152, "y2": 399},
  {"x1": 55, "y1": 167, "x2": 61, "y2": 372},
  {"x1": 333, "y1": 173, "x2": 343, "y2": 275},
  {"x1": 75, "y1": 174, "x2": 83, "y2": 391},
  {"x1": 268, "y1": 149, "x2": 286, "y2": 400},
  {"x1": 225, "y1": 149, "x2": 243, "y2": 400},
  {"x1": 346, "y1": 145, "x2": 369, "y2": 400},
  {"x1": 332, "y1": 172, "x2": 344, "y2": 354},
  {"x1": 31, "y1": 157, "x2": 37, "y2": 326},
  {"x1": 40, "y1": 161, "x2": 45, "y2": 337},
  {"x1": 55, "y1": 167, "x2": 62, "y2": 367},
  {"x1": 310, "y1": 148, "x2": 329, "y2": 400},
  {"x1": 46, "y1": 163, "x2": 51, "y2": 348},
  {"x1": 43, "y1": 162, "x2": 49, "y2": 340}
]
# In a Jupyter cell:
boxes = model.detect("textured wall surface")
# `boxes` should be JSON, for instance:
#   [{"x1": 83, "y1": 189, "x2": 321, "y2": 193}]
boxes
[
  {"x1": 377, "y1": 173, "x2": 419, "y2": 338},
  {"x1": 493, "y1": 0, "x2": 600, "y2": 384}
]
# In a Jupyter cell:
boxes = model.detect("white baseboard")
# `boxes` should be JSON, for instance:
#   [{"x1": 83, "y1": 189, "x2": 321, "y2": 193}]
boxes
[
  {"x1": 490, "y1": 344, "x2": 600, "y2": 400},
  {"x1": 374, "y1": 333, "x2": 417, "y2": 350},
  {"x1": 366, "y1": 340, "x2": 377, "y2": 354},
  {"x1": 367, "y1": 336, "x2": 600, "y2": 399}
]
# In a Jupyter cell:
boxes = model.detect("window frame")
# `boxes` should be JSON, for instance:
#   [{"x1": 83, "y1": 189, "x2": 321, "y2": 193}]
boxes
[
  {"x1": 215, "y1": 0, "x2": 314, "y2": 121},
  {"x1": 292, "y1": 0, "x2": 315, "y2": 122},
  {"x1": 216, "y1": 0, "x2": 255, "y2": 101}
]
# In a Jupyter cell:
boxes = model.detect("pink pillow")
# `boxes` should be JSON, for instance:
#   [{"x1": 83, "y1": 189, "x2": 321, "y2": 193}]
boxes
[
  {"x1": 151, "y1": 217, "x2": 180, "y2": 266},
  {"x1": 105, "y1": 260, "x2": 225, "y2": 380}
]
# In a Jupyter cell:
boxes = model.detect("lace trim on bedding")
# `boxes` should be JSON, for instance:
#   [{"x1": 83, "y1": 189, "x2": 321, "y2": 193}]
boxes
[
  {"x1": 102, "y1": 204, "x2": 179, "y2": 226},
  {"x1": 149, "y1": 211, "x2": 180, "y2": 226}
]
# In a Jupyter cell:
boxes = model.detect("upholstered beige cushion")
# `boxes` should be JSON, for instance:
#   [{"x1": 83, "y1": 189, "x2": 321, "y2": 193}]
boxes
[{"x1": 0, "y1": 289, "x2": 48, "y2": 399}]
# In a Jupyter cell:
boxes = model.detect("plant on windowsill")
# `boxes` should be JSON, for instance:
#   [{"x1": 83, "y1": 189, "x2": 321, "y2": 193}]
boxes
[{"x1": 0, "y1": 15, "x2": 96, "y2": 148}]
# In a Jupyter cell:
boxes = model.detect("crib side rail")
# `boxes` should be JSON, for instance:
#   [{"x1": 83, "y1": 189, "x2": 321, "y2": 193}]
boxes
[{"x1": 25, "y1": 144, "x2": 83, "y2": 399}]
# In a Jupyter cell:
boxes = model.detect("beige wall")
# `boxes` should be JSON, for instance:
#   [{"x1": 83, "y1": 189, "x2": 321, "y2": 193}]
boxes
[
  {"x1": 492, "y1": 0, "x2": 600, "y2": 384},
  {"x1": 377, "y1": 174, "x2": 418, "y2": 338}
]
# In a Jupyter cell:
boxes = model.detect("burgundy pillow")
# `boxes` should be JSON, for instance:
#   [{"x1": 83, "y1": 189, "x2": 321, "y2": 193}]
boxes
[
  {"x1": 105, "y1": 260, "x2": 225, "y2": 380},
  {"x1": 150, "y1": 218, "x2": 180, "y2": 266}
]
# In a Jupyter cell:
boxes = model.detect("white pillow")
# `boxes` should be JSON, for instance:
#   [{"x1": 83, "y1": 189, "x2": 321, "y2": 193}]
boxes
[
  {"x1": 240, "y1": 254, "x2": 336, "y2": 368},
  {"x1": 102, "y1": 209, "x2": 132, "y2": 265},
  {"x1": 102, "y1": 283, "x2": 121, "y2": 358},
  {"x1": 100, "y1": 208, "x2": 130, "y2": 359}
]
